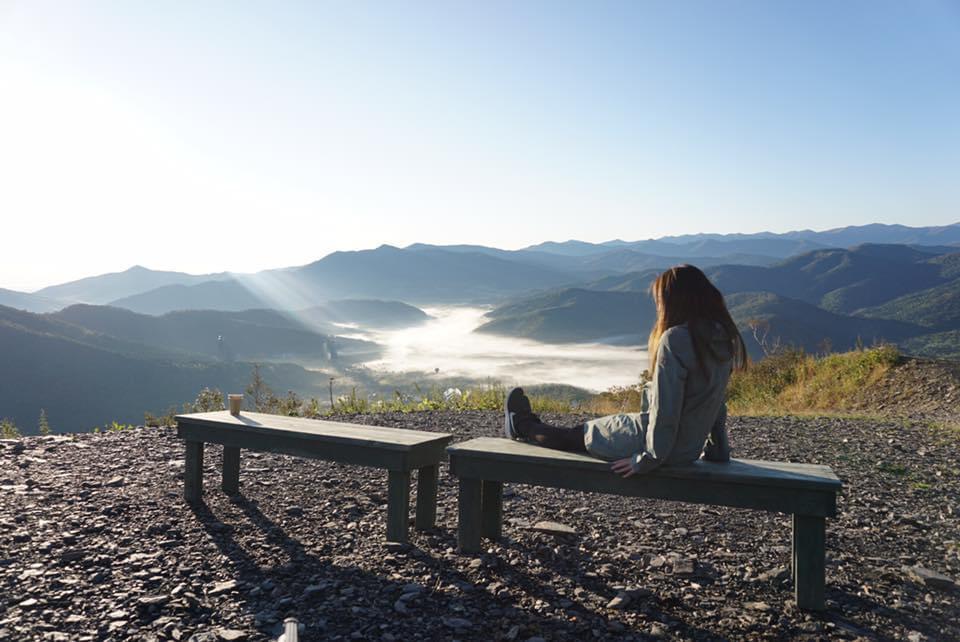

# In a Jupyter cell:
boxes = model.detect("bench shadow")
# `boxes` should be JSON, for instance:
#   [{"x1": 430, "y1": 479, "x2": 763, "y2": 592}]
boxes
[
  {"x1": 825, "y1": 591, "x2": 941, "y2": 642},
  {"x1": 184, "y1": 447, "x2": 849, "y2": 641},
  {"x1": 449, "y1": 529, "x2": 730, "y2": 641},
  {"x1": 192, "y1": 487, "x2": 687, "y2": 641},
  {"x1": 466, "y1": 524, "x2": 948, "y2": 642}
]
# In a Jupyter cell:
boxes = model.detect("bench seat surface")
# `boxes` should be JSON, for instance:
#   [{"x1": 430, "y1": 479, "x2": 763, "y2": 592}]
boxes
[
  {"x1": 448, "y1": 437, "x2": 841, "y2": 492},
  {"x1": 177, "y1": 411, "x2": 451, "y2": 450}
]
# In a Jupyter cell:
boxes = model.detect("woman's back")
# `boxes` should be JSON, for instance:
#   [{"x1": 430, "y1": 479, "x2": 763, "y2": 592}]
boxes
[
  {"x1": 584, "y1": 322, "x2": 733, "y2": 471},
  {"x1": 648, "y1": 322, "x2": 732, "y2": 465}
]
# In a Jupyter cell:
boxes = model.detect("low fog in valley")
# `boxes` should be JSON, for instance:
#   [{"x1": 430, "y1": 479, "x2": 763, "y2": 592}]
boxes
[{"x1": 342, "y1": 307, "x2": 647, "y2": 392}]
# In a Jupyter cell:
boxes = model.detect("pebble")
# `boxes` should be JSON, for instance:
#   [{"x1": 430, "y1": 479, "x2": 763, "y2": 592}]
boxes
[
  {"x1": 902, "y1": 565, "x2": 957, "y2": 590},
  {"x1": 443, "y1": 617, "x2": 473, "y2": 629},
  {"x1": 209, "y1": 580, "x2": 239, "y2": 595},
  {"x1": 606, "y1": 592, "x2": 629, "y2": 609},
  {"x1": 529, "y1": 521, "x2": 578, "y2": 536},
  {"x1": 757, "y1": 566, "x2": 790, "y2": 582}
]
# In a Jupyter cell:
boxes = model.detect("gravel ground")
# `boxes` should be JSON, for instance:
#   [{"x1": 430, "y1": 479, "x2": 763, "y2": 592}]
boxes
[{"x1": 1, "y1": 412, "x2": 958, "y2": 641}]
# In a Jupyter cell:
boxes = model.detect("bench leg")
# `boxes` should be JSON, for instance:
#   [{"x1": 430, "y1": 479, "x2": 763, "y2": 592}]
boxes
[
  {"x1": 414, "y1": 464, "x2": 439, "y2": 531},
  {"x1": 457, "y1": 478, "x2": 482, "y2": 554},
  {"x1": 184, "y1": 441, "x2": 204, "y2": 503},
  {"x1": 222, "y1": 446, "x2": 241, "y2": 494},
  {"x1": 386, "y1": 470, "x2": 411, "y2": 543},
  {"x1": 481, "y1": 480, "x2": 502, "y2": 540},
  {"x1": 793, "y1": 514, "x2": 826, "y2": 610}
]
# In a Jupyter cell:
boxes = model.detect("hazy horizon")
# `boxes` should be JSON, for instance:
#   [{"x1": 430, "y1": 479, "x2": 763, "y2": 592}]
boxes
[
  {"x1": 2, "y1": 2, "x2": 958, "y2": 290},
  {"x1": 7, "y1": 220, "x2": 960, "y2": 293}
]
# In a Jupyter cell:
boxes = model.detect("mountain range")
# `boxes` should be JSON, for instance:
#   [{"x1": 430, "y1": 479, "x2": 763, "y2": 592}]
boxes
[
  {"x1": 2, "y1": 222, "x2": 960, "y2": 432},
  {"x1": 476, "y1": 243, "x2": 959, "y2": 359},
  {"x1": 6, "y1": 222, "x2": 958, "y2": 314}
]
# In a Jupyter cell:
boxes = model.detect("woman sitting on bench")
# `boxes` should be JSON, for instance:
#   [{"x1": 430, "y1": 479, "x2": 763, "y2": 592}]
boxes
[{"x1": 503, "y1": 264, "x2": 748, "y2": 477}]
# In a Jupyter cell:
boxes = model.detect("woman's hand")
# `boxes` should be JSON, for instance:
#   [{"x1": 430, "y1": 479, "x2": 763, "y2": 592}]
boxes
[{"x1": 610, "y1": 458, "x2": 636, "y2": 478}]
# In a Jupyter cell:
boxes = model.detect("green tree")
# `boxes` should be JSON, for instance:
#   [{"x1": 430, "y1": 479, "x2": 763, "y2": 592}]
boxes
[
  {"x1": 0, "y1": 418, "x2": 21, "y2": 438},
  {"x1": 246, "y1": 364, "x2": 274, "y2": 412},
  {"x1": 38, "y1": 409, "x2": 51, "y2": 436},
  {"x1": 189, "y1": 387, "x2": 226, "y2": 413},
  {"x1": 277, "y1": 390, "x2": 303, "y2": 416}
]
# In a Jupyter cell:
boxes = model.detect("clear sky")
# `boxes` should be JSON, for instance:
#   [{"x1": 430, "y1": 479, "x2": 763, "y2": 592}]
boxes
[{"x1": 1, "y1": 1, "x2": 958, "y2": 291}]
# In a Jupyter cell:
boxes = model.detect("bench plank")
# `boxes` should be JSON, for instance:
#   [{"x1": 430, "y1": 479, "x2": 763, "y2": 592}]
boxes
[
  {"x1": 177, "y1": 411, "x2": 452, "y2": 472},
  {"x1": 449, "y1": 437, "x2": 841, "y2": 492},
  {"x1": 179, "y1": 411, "x2": 449, "y2": 448}
]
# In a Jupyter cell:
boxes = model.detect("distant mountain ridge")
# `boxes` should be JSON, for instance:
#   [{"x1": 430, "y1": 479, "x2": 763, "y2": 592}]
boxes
[
  {"x1": 36, "y1": 265, "x2": 231, "y2": 304},
  {"x1": 8, "y1": 222, "x2": 955, "y2": 315},
  {"x1": 0, "y1": 288, "x2": 67, "y2": 313},
  {"x1": 522, "y1": 222, "x2": 960, "y2": 257}
]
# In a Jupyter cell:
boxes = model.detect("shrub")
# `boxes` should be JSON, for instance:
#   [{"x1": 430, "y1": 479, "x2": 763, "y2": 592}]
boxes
[
  {"x1": 38, "y1": 409, "x2": 51, "y2": 436},
  {"x1": 727, "y1": 344, "x2": 900, "y2": 415},
  {"x1": 0, "y1": 418, "x2": 21, "y2": 438},
  {"x1": 188, "y1": 387, "x2": 226, "y2": 413}
]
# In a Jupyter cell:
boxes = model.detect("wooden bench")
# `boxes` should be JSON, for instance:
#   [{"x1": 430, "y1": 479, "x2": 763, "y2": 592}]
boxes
[
  {"x1": 176, "y1": 411, "x2": 452, "y2": 542},
  {"x1": 447, "y1": 437, "x2": 842, "y2": 611}
]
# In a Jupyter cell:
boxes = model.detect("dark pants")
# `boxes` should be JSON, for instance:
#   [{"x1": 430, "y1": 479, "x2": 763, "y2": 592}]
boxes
[{"x1": 519, "y1": 418, "x2": 588, "y2": 453}]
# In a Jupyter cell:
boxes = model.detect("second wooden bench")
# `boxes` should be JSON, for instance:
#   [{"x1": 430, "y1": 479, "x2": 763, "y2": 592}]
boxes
[{"x1": 448, "y1": 436, "x2": 842, "y2": 611}]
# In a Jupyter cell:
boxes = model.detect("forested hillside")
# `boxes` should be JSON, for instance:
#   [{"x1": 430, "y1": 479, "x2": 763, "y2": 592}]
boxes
[{"x1": 477, "y1": 244, "x2": 960, "y2": 358}]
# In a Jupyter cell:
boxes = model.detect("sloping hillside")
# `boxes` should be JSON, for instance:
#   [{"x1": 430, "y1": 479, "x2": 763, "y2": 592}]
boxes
[
  {"x1": 476, "y1": 289, "x2": 654, "y2": 344},
  {"x1": 0, "y1": 305, "x2": 343, "y2": 431},
  {"x1": 109, "y1": 279, "x2": 269, "y2": 315},
  {"x1": 299, "y1": 299, "x2": 430, "y2": 329},
  {"x1": 900, "y1": 330, "x2": 960, "y2": 360},
  {"x1": 726, "y1": 345, "x2": 960, "y2": 422},
  {"x1": 582, "y1": 268, "x2": 662, "y2": 292},
  {"x1": 707, "y1": 245, "x2": 947, "y2": 313},
  {"x1": 52, "y1": 305, "x2": 369, "y2": 362},
  {"x1": 855, "y1": 278, "x2": 960, "y2": 330},
  {"x1": 726, "y1": 292, "x2": 920, "y2": 356}
]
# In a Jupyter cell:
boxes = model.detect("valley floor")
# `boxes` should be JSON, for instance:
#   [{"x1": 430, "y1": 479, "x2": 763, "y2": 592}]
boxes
[{"x1": 1, "y1": 412, "x2": 958, "y2": 641}]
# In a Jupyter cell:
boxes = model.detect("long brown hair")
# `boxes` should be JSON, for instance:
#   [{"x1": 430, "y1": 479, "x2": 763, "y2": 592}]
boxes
[{"x1": 647, "y1": 264, "x2": 747, "y2": 374}]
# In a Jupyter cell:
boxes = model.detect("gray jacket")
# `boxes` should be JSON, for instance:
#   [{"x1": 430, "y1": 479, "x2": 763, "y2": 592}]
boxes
[{"x1": 583, "y1": 323, "x2": 732, "y2": 472}]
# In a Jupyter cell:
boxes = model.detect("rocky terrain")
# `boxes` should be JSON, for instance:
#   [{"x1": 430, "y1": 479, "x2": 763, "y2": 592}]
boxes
[
  {"x1": 850, "y1": 356, "x2": 960, "y2": 424},
  {"x1": 1, "y1": 411, "x2": 958, "y2": 641}
]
